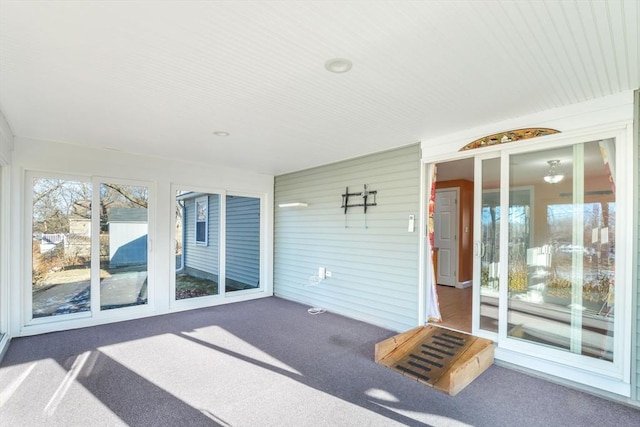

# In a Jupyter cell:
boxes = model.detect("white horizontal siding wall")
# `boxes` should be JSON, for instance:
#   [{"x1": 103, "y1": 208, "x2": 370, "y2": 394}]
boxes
[
  {"x1": 274, "y1": 144, "x2": 421, "y2": 331},
  {"x1": 184, "y1": 196, "x2": 220, "y2": 277}
]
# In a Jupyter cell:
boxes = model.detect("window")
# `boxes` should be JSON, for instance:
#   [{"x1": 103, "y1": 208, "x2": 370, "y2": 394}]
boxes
[
  {"x1": 225, "y1": 195, "x2": 260, "y2": 292},
  {"x1": 31, "y1": 177, "x2": 92, "y2": 318},
  {"x1": 29, "y1": 174, "x2": 151, "y2": 320},
  {"x1": 173, "y1": 190, "x2": 263, "y2": 300},
  {"x1": 99, "y1": 182, "x2": 149, "y2": 311},
  {"x1": 195, "y1": 196, "x2": 208, "y2": 246},
  {"x1": 175, "y1": 190, "x2": 220, "y2": 300}
]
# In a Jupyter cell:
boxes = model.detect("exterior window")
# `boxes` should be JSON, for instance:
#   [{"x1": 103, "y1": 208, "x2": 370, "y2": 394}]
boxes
[
  {"x1": 195, "y1": 196, "x2": 208, "y2": 246},
  {"x1": 30, "y1": 176, "x2": 150, "y2": 320},
  {"x1": 225, "y1": 195, "x2": 260, "y2": 292},
  {"x1": 175, "y1": 191, "x2": 219, "y2": 299},
  {"x1": 31, "y1": 177, "x2": 92, "y2": 318},
  {"x1": 100, "y1": 183, "x2": 149, "y2": 310}
]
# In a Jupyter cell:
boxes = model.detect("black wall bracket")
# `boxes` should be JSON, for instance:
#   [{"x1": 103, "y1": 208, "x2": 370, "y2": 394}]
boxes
[{"x1": 341, "y1": 184, "x2": 377, "y2": 214}]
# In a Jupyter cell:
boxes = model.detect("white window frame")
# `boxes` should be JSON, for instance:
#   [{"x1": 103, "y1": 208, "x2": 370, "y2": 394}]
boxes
[
  {"x1": 0, "y1": 159, "x2": 10, "y2": 354},
  {"x1": 195, "y1": 196, "x2": 209, "y2": 246},
  {"x1": 92, "y1": 176, "x2": 154, "y2": 319},
  {"x1": 171, "y1": 185, "x2": 223, "y2": 309},
  {"x1": 169, "y1": 185, "x2": 271, "y2": 311},
  {"x1": 223, "y1": 191, "x2": 265, "y2": 297},
  {"x1": 24, "y1": 172, "x2": 93, "y2": 326},
  {"x1": 23, "y1": 172, "x2": 155, "y2": 330}
]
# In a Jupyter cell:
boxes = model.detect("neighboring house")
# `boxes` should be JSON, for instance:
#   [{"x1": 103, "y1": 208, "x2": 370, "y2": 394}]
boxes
[
  {"x1": 176, "y1": 192, "x2": 220, "y2": 282},
  {"x1": 69, "y1": 200, "x2": 91, "y2": 238},
  {"x1": 175, "y1": 192, "x2": 260, "y2": 290},
  {"x1": 37, "y1": 202, "x2": 91, "y2": 256},
  {"x1": 67, "y1": 200, "x2": 91, "y2": 259},
  {"x1": 225, "y1": 195, "x2": 261, "y2": 290},
  {"x1": 108, "y1": 208, "x2": 148, "y2": 268},
  {"x1": 38, "y1": 233, "x2": 66, "y2": 253}
]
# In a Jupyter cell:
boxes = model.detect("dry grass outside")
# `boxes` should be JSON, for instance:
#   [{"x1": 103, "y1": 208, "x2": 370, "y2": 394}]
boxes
[
  {"x1": 175, "y1": 274, "x2": 218, "y2": 299},
  {"x1": 32, "y1": 242, "x2": 111, "y2": 290}
]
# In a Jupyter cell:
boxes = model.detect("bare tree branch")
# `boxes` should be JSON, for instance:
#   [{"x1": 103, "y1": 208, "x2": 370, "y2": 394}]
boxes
[
  {"x1": 102, "y1": 184, "x2": 148, "y2": 208},
  {"x1": 33, "y1": 181, "x2": 63, "y2": 205}
]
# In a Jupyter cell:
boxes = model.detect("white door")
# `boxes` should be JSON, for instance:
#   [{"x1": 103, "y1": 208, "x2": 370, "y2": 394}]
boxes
[{"x1": 434, "y1": 189, "x2": 457, "y2": 287}]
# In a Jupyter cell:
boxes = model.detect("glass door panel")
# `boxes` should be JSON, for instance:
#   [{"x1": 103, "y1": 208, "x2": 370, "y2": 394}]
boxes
[
  {"x1": 31, "y1": 178, "x2": 92, "y2": 318},
  {"x1": 175, "y1": 190, "x2": 220, "y2": 299},
  {"x1": 479, "y1": 158, "x2": 500, "y2": 333},
  {"x1": 507, "y1": 141, "x2": 615, "y2": 361},
  {"x1": 99, "y1": 183, "x2": 149, "y2": 310},
  {"x1": 225, "y1": 195, "x2": 260, "y2": 292}
]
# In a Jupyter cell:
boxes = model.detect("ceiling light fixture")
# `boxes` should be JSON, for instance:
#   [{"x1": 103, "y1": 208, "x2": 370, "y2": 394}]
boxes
[
  {"x1": 544, "y1": 160, "x2": 565, "y2": 184},
  {"x1": 213, "y1": 131, "x2": 230, "y2": 137},
  {"x1": 324, "y1": 58, "x2": 353, "y2": 73}
]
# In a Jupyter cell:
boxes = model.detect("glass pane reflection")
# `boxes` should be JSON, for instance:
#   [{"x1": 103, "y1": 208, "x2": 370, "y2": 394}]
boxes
[
  {"x1": 507, "y1": 141, "x2": 615, "y2": 361},
  {"x1": 225, "y1": 195, "x2": 260, "y2": 292},
  {"x1": 175, "y1": 191, "x2": 220, "y2": 299},
  {"x1": 100, "y1": 183, "x2": 149, "y2": 310}
]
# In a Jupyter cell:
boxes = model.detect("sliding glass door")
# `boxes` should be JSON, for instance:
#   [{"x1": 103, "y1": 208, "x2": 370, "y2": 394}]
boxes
[
  {"x1": 506, "y1": 141, "x2": 616, "y2": 361},
  {"x1": 29, "y1": 174, "x2": 151, "y2": 321},
  {"x1": 477, "y1": 157, "x2": 500, "y2": 333},
  {"x1": 473, "y1": 136, "x2": 623, "y2": 375}
]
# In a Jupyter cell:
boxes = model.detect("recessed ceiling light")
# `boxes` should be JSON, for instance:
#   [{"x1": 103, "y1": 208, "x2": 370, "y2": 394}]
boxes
[
  {"x1": 213, "y1": 131, "x2": 230, "y2": 137},
  {"x1": 325, "y1": 58, "x2": 353, "y2": 73}
]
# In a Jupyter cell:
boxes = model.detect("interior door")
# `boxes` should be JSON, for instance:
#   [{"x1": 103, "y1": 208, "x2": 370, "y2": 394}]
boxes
[{"x1": 434, "y1": 189, "x2": 457, "y2": 287}]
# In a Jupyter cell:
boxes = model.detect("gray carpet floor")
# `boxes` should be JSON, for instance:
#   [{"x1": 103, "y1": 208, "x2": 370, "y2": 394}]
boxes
[{"x1": 0, "y1": 297, "x2": 638, "y2": 426}]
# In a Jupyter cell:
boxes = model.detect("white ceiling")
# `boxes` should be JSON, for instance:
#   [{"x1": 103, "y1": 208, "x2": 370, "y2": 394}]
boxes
[{"x1": 1, "y1": 1, "x2": 638, "y2": 176}]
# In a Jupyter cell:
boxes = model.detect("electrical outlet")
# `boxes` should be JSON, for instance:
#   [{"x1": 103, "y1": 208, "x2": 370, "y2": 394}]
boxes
[{"x1": 318, "y1": 267, "x2": 326, "y2": 279}]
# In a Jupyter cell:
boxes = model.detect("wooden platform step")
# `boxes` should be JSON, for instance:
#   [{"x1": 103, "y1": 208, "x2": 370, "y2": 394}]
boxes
[{"x1": 375, "y1": 325, "x2": 494, "y2": 396}]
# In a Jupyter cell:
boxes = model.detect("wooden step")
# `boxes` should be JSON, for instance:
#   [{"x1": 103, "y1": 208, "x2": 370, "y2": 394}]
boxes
[{"x1": 375, "y1": 325, "x2": 494, "y2": 396}]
